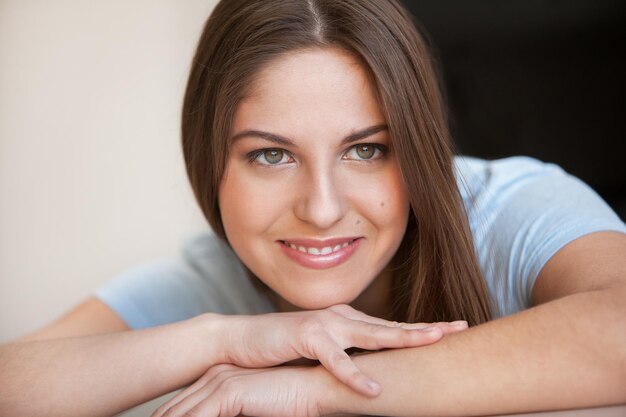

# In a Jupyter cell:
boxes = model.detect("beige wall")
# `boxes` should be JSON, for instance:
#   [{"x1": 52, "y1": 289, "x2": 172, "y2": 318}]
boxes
[
  {"x1": 1, "y1": 1, "x2": 221, "y2": 413},
  {"x1": 1, "y1": 3, "x2": 218, "y2": 412}
]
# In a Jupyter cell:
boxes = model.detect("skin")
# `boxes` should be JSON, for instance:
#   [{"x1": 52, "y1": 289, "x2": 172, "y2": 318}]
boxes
[
  {"x1": 152, "y1": 233, "x2": 626, "y2": 417},
  {"x1": 0, "y1": 302, "x2": 467, "y2": 416},
  {"x1": 152, "y1": 48, "x2": 626, "y2": 416},
  {"x1": 219, "y1": 47, "x2": 410, "y2": 314},
  {"x1": 2, "y1": 47, "x2": 624, "y2": 417},
  {"x1": 1, "y1": 46, "x2": 467, "y2": 417}
]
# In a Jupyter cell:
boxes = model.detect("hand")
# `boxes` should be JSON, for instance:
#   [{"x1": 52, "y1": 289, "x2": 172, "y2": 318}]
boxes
[
  {"x1": 212, "y1": 304, "x2": 467, "y2": 396},
  {"x1": 152, "y1": 363, "x2": 336, "y2": 417}
]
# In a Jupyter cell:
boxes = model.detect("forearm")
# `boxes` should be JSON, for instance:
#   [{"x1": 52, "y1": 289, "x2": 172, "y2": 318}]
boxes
[
  {"x1": 324, "y1": 288, "x2": 626, "y2": 416},
  {"x1": 0, "y1": 313, "x2": 222, "y2": 417}
]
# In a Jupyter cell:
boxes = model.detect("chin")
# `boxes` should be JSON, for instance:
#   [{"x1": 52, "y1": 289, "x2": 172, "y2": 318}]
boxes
[{"x1": 285, "y1": 289, "x2": 358, "y2": 310}]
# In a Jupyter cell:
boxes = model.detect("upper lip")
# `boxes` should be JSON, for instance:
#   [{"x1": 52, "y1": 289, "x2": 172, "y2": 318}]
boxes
[{"x1": 278, "y1": 237, "x2": 361, "y2": 249}]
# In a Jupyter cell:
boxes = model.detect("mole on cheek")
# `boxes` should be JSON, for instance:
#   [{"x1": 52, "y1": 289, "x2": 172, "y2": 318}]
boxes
[
  {"x1": 356, "y1": 219, "x2": 361, "y2": 225},
  {"x1": 380, "y1": 202, "x2": 385, "y2": 207}
]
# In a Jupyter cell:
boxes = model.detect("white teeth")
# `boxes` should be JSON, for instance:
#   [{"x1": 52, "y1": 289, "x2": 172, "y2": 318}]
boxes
[
  {"x1": 320, "y1": 246, "x2": 333, "y2": 255},
  {"x1": 285, "y1": 240, "x2": 354, "y2": 255}
]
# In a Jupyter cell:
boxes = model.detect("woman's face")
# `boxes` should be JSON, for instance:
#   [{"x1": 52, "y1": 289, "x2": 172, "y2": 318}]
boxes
[{"x1": 219, "y1": 47, "x2": 410, "y2": 310}]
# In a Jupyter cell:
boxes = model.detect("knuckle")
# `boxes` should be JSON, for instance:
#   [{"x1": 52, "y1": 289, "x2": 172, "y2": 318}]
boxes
[
  {"x1": 340, "y1": 366, "x2": 363, "y2": 384},
  {"x1": 214, "y1": 370, "x2": 235, "y2": 386},
  {"x1": 210, "y1": 363, "x2": 238, "y2": 378},
  {"x1": 365, "y1": 322, "x2": 384, "y2": 335},
  {"x1": 219, "y1": 374, "x2": 243, "y2": 394},
  {"x1": 301, "y1": 315, "x2": 326, "y2": 334},
  {"x1": 213, "y1": 363, "x2": 237, "y2": 372},
  {"x1": 330, "y1": 351, "x2": 350, "y2": 366}
]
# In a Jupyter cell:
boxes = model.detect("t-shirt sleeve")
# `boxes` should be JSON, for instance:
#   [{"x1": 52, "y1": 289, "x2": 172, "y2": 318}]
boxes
[
  {"x1": 95, "y1": 234, "x2": 275, "y2": 329},
  {"x1": 464, "y1": 157, "x2": 626, "y2": 318},
  {"x1": 95, "y1": 259, "x2": 229, "y2": 329}
]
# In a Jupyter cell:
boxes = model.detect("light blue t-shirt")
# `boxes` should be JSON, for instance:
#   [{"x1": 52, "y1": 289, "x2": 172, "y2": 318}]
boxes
[{"x1": 96, "y1": 156, "x2": 626, "y2": 327}]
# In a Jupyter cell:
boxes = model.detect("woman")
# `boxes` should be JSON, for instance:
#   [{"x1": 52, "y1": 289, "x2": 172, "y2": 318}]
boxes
[{"x1": 2, "y1": 0, "x2": 625, "y2": 416}]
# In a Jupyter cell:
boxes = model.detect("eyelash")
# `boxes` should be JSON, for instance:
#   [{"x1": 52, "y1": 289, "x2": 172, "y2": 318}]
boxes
[
  {"x1": 246, "y1": 143, "x2": 388, "y2": 166},
  {"x1": 246, "y1": 148, "x2": 294, "y2": 166}
]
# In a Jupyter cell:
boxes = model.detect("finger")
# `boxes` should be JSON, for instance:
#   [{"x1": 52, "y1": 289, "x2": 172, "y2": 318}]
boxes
[
  {"x1": 328, "y1": 304, "x2": 399, "y2": 326},
  {"x1": 328, "y1": 304, "x2": 416, "y2": 329},
  {"x1": 424, "y1": 321, "x2": 469, "y2": 335},
  {"x1": 152, "y1": 365, "x2": 239, "y2": 417},
  {"x1": 185, "y1": 400, "x2": 222, "y2": 417},
  {"x1": 440, "y1": 320, "x2": 469, "y2": 334},
  {"x1": 183, "y1": 371, "x2": 268, "y2": 417},
  {"x1": 153, "y1": 365, "x2": 249, "y2": 417},
  {"x1": 340, "y1": 321, "x2": 444, "y2": 351},
  {"x1": 328, "y1": 309, "x2": 466, "y2": 349},
  {"x1": 152, "y1": 376, "x2": 210, "y2": 416},
  {"x1": 327, "y1": 305, "x2": 429, "y2": 328},
  {"x1": 157, "y1": 385, "x2": 215, "y2": 417},
  {"x1": 328, "y1": 304, "x2": 460, "y2": 331},
  {"x1": 328, "y1": 305, "x2": 469, "y2": 334},
  {"x1": 187, "y1": 390, "x2": 240, "y2": 417},
  {"x1": 309, "y1": 333, "x2": 382, "y2": 397},
  {"x1": 152, "y1": 376, "x2": 216, "y2": 417}
]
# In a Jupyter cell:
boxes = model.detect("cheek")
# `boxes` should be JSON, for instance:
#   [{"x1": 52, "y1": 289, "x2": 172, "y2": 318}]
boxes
[
  {"x1": 346, "y1": 168, "x2": 410, "y2": 231},
  {"x1": 218, "y1": 164, "x2": 291, "y2": 237}
]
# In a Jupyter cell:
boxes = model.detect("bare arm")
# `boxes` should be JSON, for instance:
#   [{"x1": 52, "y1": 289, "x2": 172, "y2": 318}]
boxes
[
  {"x1": 324, "y1": 231, "x2": 626, "y2": 415},
  {"x1": 18, "y1": 297, "x2": 131, "y2": 342},
  {"x1": 1, "y1": 297, "x2": 457, "y2": 416},
  {"x1": 0, "y1": 304, "x2": 220, "y2": 417},
  {"x1": 166, "y1": 231, "x2": 626, "y2": 416}
]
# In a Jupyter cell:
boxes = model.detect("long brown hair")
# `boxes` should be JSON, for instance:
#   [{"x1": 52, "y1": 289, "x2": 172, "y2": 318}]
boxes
[{"x1": 182, "y1": 0, "x2": 492, "y2": 325}]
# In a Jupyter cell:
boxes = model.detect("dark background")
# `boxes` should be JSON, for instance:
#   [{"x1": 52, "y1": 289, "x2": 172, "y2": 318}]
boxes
[{"x1": 401, "y1": 0, "x2": 625, "y2": 220}]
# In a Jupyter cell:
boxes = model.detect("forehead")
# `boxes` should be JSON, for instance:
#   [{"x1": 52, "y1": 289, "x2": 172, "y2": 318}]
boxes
[
  {"x1": 250, "y1": 47, "x2": 369, "y2": 94},
  {"x1": 232, "y1": 47, "x2": 385, "y2": 137}
]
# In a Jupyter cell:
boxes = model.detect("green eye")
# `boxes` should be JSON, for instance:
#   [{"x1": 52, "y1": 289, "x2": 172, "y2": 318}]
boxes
[
  {"x1": 343, "y1": 143, "x2": 385, "y2": 161},
  {"x1": 355, "y1": 145, "x2": 375, "y2": 159},
  {"x1": 263, "y1": 149, "x2": 284, "y2": 164},
  {"x1": 247, "y1": 148, "x2": 293, "y2": 166}
]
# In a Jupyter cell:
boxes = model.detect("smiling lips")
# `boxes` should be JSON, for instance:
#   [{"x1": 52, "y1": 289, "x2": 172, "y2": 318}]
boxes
[{"x1": 278, "y1": 237, "x2": 362, "y2": 269}]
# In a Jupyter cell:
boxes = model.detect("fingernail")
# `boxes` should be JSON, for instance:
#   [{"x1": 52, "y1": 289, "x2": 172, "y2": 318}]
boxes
[
  {"x1": 451, "y1": 320, "x2": 468, "y2": 327},
  {"x1": 366, "y1": 380, "x2": 381, "y2": 393},
  {"x1": 420, "y1": 326, "x2": 439, "y2": 332}
]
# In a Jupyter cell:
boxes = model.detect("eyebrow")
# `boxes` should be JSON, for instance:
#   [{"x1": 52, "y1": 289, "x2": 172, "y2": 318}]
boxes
[{"x1": 229, "y1": 124, "x2": 388, "y2": 147}]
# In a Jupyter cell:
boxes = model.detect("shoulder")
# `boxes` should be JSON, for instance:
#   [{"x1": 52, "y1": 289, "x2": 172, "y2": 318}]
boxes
[
  {"x1": 454, "y1": 155, "x2": 624, "y2": 233},
  {"x1": 96, "y1": 231, "x2": 274, "y2": 329},
  {"x1": 453, "y1": 155, "x2": 626, "y2": 317},
  {"x1": 454, "y1": 155, "x2": 570, "y2": 213},
  {"x1": 181, "y1": 232, "x2": 275, "y2": 314}
]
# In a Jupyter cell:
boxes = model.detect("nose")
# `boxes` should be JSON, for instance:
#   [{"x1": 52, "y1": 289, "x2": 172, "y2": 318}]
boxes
[{"x1": 294, "y1": 165, "x2": 347, "y2": 229}]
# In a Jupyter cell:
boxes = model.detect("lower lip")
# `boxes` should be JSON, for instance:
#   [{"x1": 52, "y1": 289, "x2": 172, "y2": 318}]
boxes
[{"x1": 278, "y1": 238, "x2": 363, "y2": 270}]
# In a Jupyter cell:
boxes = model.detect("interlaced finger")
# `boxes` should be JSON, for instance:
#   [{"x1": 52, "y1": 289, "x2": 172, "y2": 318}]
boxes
[
  {"x1": 342, "y1": 320, "x2": 444, "y2": 351},
  {"x1": 307, "y1": 331, "x2": 381, "y2": 397},
  {"x1": 152, "y1": 365, "x2": 252, "y2": 417},
  {"x1": 176, "y1": 369, "x2": 268, "y2": 417},
  {"x1": 329, "y1": 304, "x2": 468, "y2": 334}
]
